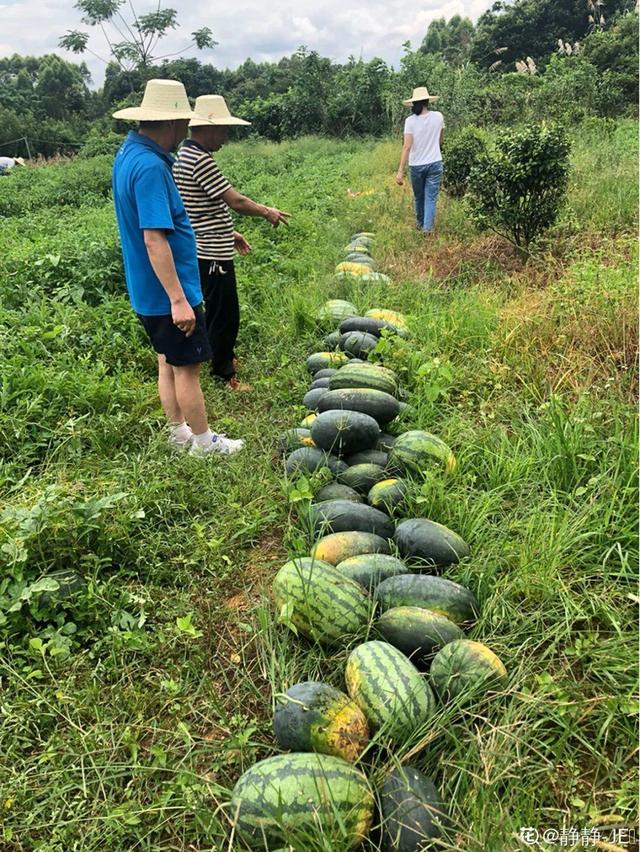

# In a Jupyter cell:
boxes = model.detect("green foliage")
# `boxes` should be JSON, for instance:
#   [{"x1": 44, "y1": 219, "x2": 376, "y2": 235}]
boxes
[
  {"x1": 420, "y1": 15, "x2": 475, "y2": 64},
  {"x1": 442, "y1": 126, "x2": 489, "y2": 198},
  {"x1": 468, "y1": 123, "x2": 571, "y2": 252}
]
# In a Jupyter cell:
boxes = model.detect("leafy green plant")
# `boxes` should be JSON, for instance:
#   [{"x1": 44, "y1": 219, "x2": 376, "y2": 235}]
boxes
[
  {"x1": 467, "y1": 123, "x2": 571, "y2": 254},
  {"x1": 443, "y1": 126, "x2": 488, "y2": 198}
]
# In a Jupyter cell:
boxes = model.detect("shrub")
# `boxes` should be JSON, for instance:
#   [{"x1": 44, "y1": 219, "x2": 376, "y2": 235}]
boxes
[
  {"x1": 443, "y1": 126, "x2": 489, "y2": 197},
  {"x1": 467, "y1": 123, "x2": 571, "y2": 254}
]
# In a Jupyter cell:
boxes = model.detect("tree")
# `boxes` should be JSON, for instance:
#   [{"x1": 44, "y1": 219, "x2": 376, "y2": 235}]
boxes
[
  {"x1": 59, "y1": 0, "x2": 217, "y2": 83},
  {"x1": 421, "y1": 16, "x2": 475, "y2": 64}
]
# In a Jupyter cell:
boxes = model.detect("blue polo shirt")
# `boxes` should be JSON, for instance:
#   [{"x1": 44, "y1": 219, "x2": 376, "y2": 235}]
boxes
[{"x1": 112, "y1": 131, "x2": 202, "y2": 316}]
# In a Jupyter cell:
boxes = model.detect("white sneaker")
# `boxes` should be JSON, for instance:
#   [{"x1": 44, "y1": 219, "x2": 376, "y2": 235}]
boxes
[
  {"x1": 189, "y1": 432, "x2": 245, "y2": 457},
  {"x1": 168, "y1": 431, "x2": 194, "y2": 452}
]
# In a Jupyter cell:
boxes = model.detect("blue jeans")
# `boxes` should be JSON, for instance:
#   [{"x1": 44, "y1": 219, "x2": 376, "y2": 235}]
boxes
[{"x1": 409, "y1": 161, "x2": 443, "y2": 232}]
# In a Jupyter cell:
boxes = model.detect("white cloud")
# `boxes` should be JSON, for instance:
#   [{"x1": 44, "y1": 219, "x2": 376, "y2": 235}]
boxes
[{"x1": 0, "y1": 0, "x2": 491, "y2": 85}]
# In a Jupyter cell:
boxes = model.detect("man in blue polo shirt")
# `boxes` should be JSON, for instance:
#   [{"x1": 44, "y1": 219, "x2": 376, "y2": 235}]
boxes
[{"x1": 112, "y1": 79, "x2": 243, "y2": 456}]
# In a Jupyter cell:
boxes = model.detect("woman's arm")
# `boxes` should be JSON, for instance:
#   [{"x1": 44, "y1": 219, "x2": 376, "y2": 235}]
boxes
[{"x1": 396, "y1": 134, "x2": 413, "y2": 185}]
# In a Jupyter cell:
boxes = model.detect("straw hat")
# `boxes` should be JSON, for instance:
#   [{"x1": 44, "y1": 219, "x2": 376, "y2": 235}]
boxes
[
  {"x1": 14, "y1": 157, "x2": 26, "y2": 166},
  {"x1": 402, "y1": 86, "x2": 439, "y2": 106},
  {"x1": 112, "y1": 79, "x2": 195, "y2": 121},
  {"x1": 189, "y1": 95, "x2": 251, "y2": 127}
]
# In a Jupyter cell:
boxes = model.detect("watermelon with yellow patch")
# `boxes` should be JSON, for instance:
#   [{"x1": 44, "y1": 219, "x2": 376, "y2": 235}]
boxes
[
  {"x1": 312, "y1": 531, "x2": 391, "y2": 566},
  {"x1": 273, "y1": 681, "x2": 369, "y2": 762},
  {"x1": 430, "y1": 639, "x2": 507, "y2": 702},
  {"x1": 336, "y1": 262, "x2": 372, "y2": 277},
  {"x1": 365, "y1": 308, "x2": 409, "y2": 334},
  {"x1": 376, "y1": 606, "x2": 464, "y2": 665},
  {"x1": 277, "y1": 428, "x2": 314, "y2": 455},
  {"x1": 368, "y1": 478, "x2": 408, "y2": 515}
]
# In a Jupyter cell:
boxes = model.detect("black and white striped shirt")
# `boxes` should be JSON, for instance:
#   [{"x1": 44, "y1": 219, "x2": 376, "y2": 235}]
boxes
[{"x1": 173, "y1": 140, "x2": 234, "y2": 260}]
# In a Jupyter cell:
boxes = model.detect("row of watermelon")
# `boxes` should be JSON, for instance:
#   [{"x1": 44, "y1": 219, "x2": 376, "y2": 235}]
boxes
[{"x1": 229, "y1": 233, "x2": 504, "y2": 849}]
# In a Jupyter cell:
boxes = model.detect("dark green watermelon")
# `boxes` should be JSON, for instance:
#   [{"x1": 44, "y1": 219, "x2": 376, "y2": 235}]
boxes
[
  {"x1": 314, "y1": 483, "x2": 364, "y2": 504},
  {"x1": 380, "y1": 766, "x2": 449, "y2": 852}
]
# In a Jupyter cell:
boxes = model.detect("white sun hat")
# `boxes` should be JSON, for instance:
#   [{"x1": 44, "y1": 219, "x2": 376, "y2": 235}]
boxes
[
  {"x1": 402, "y1": 86, "x2": 439, "y2": 106},
  {"x1": 14, "y1": 157, "x2": 26, "y2": 166},
  {"x1": 112, "y1": 79, "x2": 195, "y2": 121},
  {"x1": 189, "y1": 95, "x2": 251, "y2": 127}
]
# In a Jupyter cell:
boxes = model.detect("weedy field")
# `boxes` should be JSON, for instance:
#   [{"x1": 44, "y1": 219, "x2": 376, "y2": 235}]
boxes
[{"x1": 0, "y1": 119, "x2": 637, "y2": 850}]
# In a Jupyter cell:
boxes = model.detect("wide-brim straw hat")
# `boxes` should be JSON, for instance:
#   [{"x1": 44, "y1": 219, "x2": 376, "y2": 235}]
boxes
[
  {"x1": 402, "y1": 86, "x2": 439, "y2": 106},
  {"x1": 112, "y1": 79, "x2": 195, "y2": 121},
  {"x1": 189, "y1": 95, "x2": 251, "y2": 127},
  {"x1": 14, "y1": 157, "x2": 26, "y2": 166}
]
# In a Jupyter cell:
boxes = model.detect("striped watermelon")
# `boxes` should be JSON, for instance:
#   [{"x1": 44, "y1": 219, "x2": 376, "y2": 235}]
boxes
[
  {"x1": 308, "y1": 499, "x2": 394, "y2": 539},
  {"x1": 312, "y1": 531, "x2": 391, "y2": 565},
  {"x1": 368, "y1": 478, "x2": 408, "y2": 515},
  {"x1": 430, "y1": 639, "x2": 507, "y2": 702},
  {"x1": 394, "y1": 518, "x2": 469, "y2": 567},
  {"x1": 317, "y1": 300, "x2": 358, "y2": 327},
  {"x1": 345, "y1": 641, "x2": 435, "y2": 742},
  {"x1": 273, "y1": 681, "x2": 369, "y2": 762},
  {"x1": 376, "y1": 606, "x2": 464, "y2": 665},
  {"x1": 329, "y1": 363, "x2": 398, "y2": 397},
  {"x1": 277, "y1": 428, "x2": 314, "y2": 455},
  {"x1": 389, "y1": 430, "x2": 457, "y2": 475},
  {"x1": 306, "y1": 351, "x2": 349, "y2": 374},
  {"x1": 376, "y1": 574, "x2": 479, "y2": 627},
  {"x1": 336, "y1": 554, "x2": 409, "y2": 591},
  {"x1": 272, "y1": 557, "x2": 371, "y2": 645},
  {"x1": 231, "y1": 753, "x2": 374, "y2": 849}
]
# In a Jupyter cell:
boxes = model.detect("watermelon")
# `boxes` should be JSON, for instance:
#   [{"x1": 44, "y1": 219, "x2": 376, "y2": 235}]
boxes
[
  {"x1": 340, "y1": 316, "x2": 390, "y2": 338},
  {"x1": 376, "y1": 606, "x2": 464, "y2": 665},
  {"x1": 314, "y1": 368, "x2": 338, "y2": 380},
  {"x1": 430, "y1": 639, "x2": 507, "y2": 702},
  {"x1": 389, "y1": 430, "x2": 457, "y2": 475},
  {"x1": 345, "y1": 252, "x2": 375, "y2": 267},
  {"x1": 368, "y1": 478, "x2": 407, "y2": 515},
  {"x1": 345, "y1": 449, "x2": 388, "y2": 468},
  {"x1": 317, "y1": 299, "x2": 358, "y2": 327},
  {"x1": 378, "y1": 433, "x2": 397, "y2": 452},
  {"x1": 277, "y1": 428, "x2": 314, "y2": 455},
  {"x1": 345, "y1": 641, "x2": 435, "y2": 742},
  {"x1": 394, "y1": 518, "x2": 469, "y2": 567},
  {"x1": 336, "y1": 262, "x2": 371, "y2": 277},
  {"x1": 380, "y1": 766, "x2": 448, "y2": 852},
  {"x1": 230, "y1": 753, "x2": 374, "y2": 850},
  {"x1": 310, "y1": 377, "x2": 331, "y2": 390},
  {"x1": 273, "y1": 681, "x2": 369, "y2": 762},
  {"x1": 312, "y1": 531, "x2": 391, "y2": 565},
  {"x1": 376, "y1": 575, "x2": 479, "y2": 627},
  {"x1": 329, "y1": 364, "x2": 398, "y2": 397},
  {"x1": 272, "y1": 557, "x2": 371, "y2": 645},
  {"x1": 310, "y1": 410, "x2": 380, "y2": 457},
  {"x1": 336, "y1": 554, "x2": 409, "y2": 591},
  {"x1": 351, "y1": 231, "x2": 375, "y2": 242},
  {"x1": 314, "y1": 483, "x2": 364, "y2": 504},
  {"x1": 302, "y1": 388, "x2": 328, "y2": 411},
  {"x1": 306, "y1": 351, "x2": 349, "y2": 374},
  {"x1": 365, "y1": 308, "x2": 409, "y2": 331},
  {"x1": 308, "y1": 499, "x2": 394, "y2": 539},
  {"x1": 318, "y1": 388, "x2": 400, "y2": 426},
  {"x1": 322, "y1": 331, "x2": 342, "y2": 350},
  {"x1": 300, "y1": 413, "x2": 318, "y2": 428},
  {"x1": 361, "y1": 272, "x2": 392, "y2": 285},
  {"x1": 344, "y1": 241, "x2": 371, "y2": 254},
  {"x1": 339, "y1": 463, "x2": 387, "y2": 495},
  {"x1": 339, "y1": 331, "x2": 379, "y2": 359},
  {"x1": 285, "y1": 447, "x2": 347, "y2": 478}
]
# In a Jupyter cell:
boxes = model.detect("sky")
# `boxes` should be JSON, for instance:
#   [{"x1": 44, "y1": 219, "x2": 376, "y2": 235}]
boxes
[{"x1": 0, "y1": 0, "x2": 491, "y2": 85}]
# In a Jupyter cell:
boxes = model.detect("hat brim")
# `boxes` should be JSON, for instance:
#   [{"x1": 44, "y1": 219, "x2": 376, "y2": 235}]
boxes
[
  {"x1": 14, "y1": 158, "x2": 26, "y2": 166},
  {"x1": 403, "y1": 95, "x2": 439, "y2": 106},
  {"x1": 189, "y1": 116, "x2": 251, "y2": 127},
  {"x1": 112, "y1": 106, "x2": 195, "y2": 121}
]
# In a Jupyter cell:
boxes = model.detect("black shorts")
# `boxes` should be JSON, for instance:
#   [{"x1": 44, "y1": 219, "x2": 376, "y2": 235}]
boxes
[{"x1": 137, "y1": 303, "x2": 213, "y2": 367}]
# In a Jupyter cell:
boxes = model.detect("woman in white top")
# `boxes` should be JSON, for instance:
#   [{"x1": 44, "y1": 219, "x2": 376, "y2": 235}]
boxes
[{"x1": 396, "y1": 87, "x2": 444, "y2": 234}]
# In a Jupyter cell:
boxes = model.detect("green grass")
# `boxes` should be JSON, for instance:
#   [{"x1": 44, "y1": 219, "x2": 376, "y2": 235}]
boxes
[{"x1": 0, "y1": 124, "x2": 637, "y2": 849}]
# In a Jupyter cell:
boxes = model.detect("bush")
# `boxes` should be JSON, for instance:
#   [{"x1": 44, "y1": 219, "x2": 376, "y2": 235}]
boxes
[
  {"x1": 467, "y1": 123, "x2": 571, "y2": 254},
  {"x1": 443, "y1": 126, "x2": 489, "y2": 197}
]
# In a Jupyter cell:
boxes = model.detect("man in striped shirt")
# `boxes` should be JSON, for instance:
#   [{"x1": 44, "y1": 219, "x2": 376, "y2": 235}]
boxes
[{"x1": 173, "y1": 95, "x2": 289, "y2": 389}]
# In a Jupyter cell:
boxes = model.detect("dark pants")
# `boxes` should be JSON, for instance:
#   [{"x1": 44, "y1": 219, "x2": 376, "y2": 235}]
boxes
[{"x1": 198, "y1": 258, "x2": 239, "y2": 382}]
